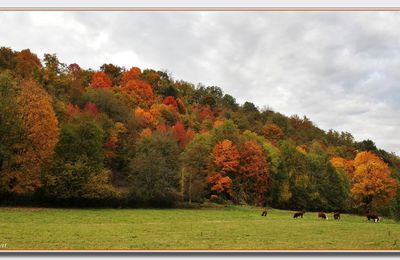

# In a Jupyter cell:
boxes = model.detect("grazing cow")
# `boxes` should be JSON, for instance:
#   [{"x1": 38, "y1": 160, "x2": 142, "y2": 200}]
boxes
[
  {"x1": 333, "y1": 212, "x2": 341, "y2": 220},
  {"x1": 293, "y1": 211, "x2": 305, "y2": 218},
  {"x1": 318, "y1": 212, "x2": 328, "y2": 220},
  {"x1": 366, "y1": 213, "x2": 380, "y2": 222},
  {"x1": 261, "y1": 210, "x2": 268, "y2": 216}
]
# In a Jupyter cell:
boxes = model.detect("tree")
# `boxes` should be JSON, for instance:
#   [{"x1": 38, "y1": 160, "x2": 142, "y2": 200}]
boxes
[
  {"x1": 68, "y1": 63, "x2": 81, "y2": 80},
  {"x1": 209, "y1": 139, "x2": 240, "y2": 201},
  {"x1": 129, "y1": 132, "x2": 180, "y2": 206},
  {"x1": 0, "y1": 47, "x2": 16, "y2": 71},
  {"x1": 43, "y1": 157, "x2": 117, "y2": 202},
  {"x1": 239, "y1": 140, "x2": 270, "y2": 206},
  {"x1": 100, "y1": 63, "x2": 123, "y2": 86},
  {"x1": 305, "y1": 145, "x2": 350, "y2": 211},
  {"x1": 41, "y1": 116, "x2": 117, "y2": 202},
  {"x1": 210, "y1": 119, "x2": 240, "y2": 145},
  {"x1": 176, "y1": 98, "x2": 187, "y2": 114},
  {"x1": 134, "y1": 107, "x2": 159, "y2": 129},
  {"x1": 54, "y1": 119, "x2": 104, "y2": 166},
  {"x1": 2, "y1": 80, "x2": 59, "y2": 194},
  {"x1": 172, "y1": 121, "x2": 194, "y2": 149},
  {"x1": 14, "y1": 49, "x2": 42, "y2": 79},
  {"x1": 207, "y1": 173, "x2": 232, "y2": 200},
  {"x1": 180, "y1": 134, "x2": 212, "y2": 203},
  {"x1": 121, "y1": 79, "x2": 154, "y2": 106},
  {"x1": 81, "y1": 88, "x2": 134, "y2": 122},
  {"x1": 163, "y1": 96, "x2": 178, "y2": 110},
  {"x1": 120, "y1": 67, "x2": 141, "y2": 87},
  {"x1": 83, "y1": 102, "x2": 98, "y2": 115},
  {"x1": 90, "y1": 72, "x2": 112, "y2": 89},
  {"x1": 42, "y1": 53, "x2": 66, "y2": 81},
  {"x1": 330, "y1": 156, "x2": 354, "y2": 177},
  {"x1": 242, "y1": 101, "x2": 258, "y2": 113},
  {"x1": 221, "y1": 94, "x2": 238, "y2": 111},
  {"x1": 0, "y1": 72, "x2": 25, "y2": 193},
  {"x1": 212, "y1": 139, "x2": 240, "y2": 174},
  {"x1": 351, "y1": 151, "x2": 397, "y2": 211},
  {"x1": 262, "y1": 123, "x2": 284, "y2": 145}
]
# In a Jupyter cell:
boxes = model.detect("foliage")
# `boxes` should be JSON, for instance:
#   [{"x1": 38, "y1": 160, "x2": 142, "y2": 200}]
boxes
[
  {"x1": 239, "y1": 140, "x2": 269, "y2": 206},
  {"x1": 1, "y1": 80, "x2": 59, "y2": 194},
  {"x1": 0, "y1": 72, "x2": 25, "y2": 192},
  {"x1": 351, "y1": 151, "x2": 397, "y2": 211},
  {"x1": 90, "y1": 72, "x2": 112, "y2": 89},
  {"x1": 121, "y1": 79, "x2": 154, "y2": 106},
  {"x1": 0, "y1": 47, "x2": 399, "y2": 211},
  {"x1": 180, "y1": 134, "x2": 212, "y2": 203},
  {"x1": 129, "y1": 132, "x2": 180, "y2": 206}
]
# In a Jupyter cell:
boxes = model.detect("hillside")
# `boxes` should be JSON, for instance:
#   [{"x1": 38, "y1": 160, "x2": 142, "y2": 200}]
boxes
[{"x1": 0, "y1": 47, "x2": 399, "y2": 218}]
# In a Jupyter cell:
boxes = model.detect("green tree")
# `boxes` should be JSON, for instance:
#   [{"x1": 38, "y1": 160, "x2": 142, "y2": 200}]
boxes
[
  {"x1": 0, "y1": 72, "x2": 24, "y2": 193},
  {"x1": 81, "y1": 88, "x2": 134, "y2": 123},
  {"x1": 129, "y1": 132, "x2": 180, "y2": 206},
  {"x1": 42, "y1": 118, "x2": 117, "y2": 202},
  {"x1": 210, "y1": 119, "x2": 240, "y2": 145},
  {"x1": 180, "y1": 134, "x2": 212, "y2": 204}
]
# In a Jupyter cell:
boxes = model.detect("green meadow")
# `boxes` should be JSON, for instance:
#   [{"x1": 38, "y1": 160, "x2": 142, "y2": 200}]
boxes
[{"x1": 0, "y1": 205, "x2": 399, "y2": 250}]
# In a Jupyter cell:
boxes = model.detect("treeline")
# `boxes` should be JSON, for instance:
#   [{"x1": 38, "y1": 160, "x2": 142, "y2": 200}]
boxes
[{"x1": 0, "y1": 47, "x2": 399, "y2": 218}]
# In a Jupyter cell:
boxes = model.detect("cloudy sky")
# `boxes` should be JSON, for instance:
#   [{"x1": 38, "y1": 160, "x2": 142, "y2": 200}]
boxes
[{"x1": 1, "y1": 11, "x2": 399, "y2": 154}]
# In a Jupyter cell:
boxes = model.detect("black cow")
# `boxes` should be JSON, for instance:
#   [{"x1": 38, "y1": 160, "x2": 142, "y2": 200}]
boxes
[
  {"x1": 293, "y1": 211, "x2": 305, "y2": 218},
  {"x1": 261, "y1": 210, "x2": 268, "y2": 216},
  {"x1": 366, "y1": 213, "x2": 380, "y2": 222},
  {"x1": 333, "y1": 212, "x2": 341, "y2": 220}
]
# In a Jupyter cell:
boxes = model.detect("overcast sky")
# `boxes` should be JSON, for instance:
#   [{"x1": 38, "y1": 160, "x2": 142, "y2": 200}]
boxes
[{"x1": 1, "y1": 11, "x2": 399, "y2": 154}]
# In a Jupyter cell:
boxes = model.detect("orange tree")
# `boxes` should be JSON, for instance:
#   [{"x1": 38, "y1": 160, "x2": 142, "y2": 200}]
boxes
[
  {"x1": 351, "y1": 151, "x2": 397, "y2": 211},
  {"x1": 239, "y1": 140, "x2": 270, "y2": 206},
  {"x1": 2, "y1": 80, "x2": 59, "y2": 194},
  {"x1": 209, "y1": 139, "x2": 240, "y2": 201}
]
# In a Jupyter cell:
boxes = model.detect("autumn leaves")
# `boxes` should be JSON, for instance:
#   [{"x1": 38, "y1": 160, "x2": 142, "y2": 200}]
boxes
[
  {"x1": 1, "y1": 80, "x2": 59, "y2": 194},
  {"x1": 0, "y1": 47, "x2": 399, "y2": 215}
]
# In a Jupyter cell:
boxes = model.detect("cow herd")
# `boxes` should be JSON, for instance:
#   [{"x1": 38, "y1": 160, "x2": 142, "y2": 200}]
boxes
[{"x1": 260, "y1": 209, "x2": 380, "y2": 222}]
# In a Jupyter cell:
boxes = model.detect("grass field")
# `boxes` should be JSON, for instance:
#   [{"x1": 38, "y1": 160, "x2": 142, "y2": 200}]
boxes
[{"x1": 0, "y1": 205, "x2": 399, "y2": 250}]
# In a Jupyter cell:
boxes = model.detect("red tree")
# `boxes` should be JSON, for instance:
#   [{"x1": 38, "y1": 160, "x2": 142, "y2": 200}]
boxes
[
  {"x1": 84, "y1": 102, "x2": 98, "y2": 115},
  {"x1": 240, "y1": 140, "x2": 270, "y2": 205},
  {"x1": 172, "y1": 121, "x2": 194, "y2": 149},
  {"x1": 90, "y1": 72, "x2": 112, "y2": 89},
  {"x1": 120, "y1": 67, "x2": 141, "y2": 87},
  {"x1": 163, "y1": 96, "x2": 178, "y2": 110}
]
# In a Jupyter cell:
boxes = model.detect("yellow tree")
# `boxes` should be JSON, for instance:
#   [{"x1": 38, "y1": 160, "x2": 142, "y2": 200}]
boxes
[
  {"x1": 4, "y1": 80, "x2": 59, "y2": 194},
  {"x1": 351, "y1": 151, "x2": 397, "y2": 210}
]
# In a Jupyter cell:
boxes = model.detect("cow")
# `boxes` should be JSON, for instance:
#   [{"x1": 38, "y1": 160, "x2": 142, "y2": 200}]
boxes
[
  {"x1": 333, "y1": 212, "x2": 341, "y2": 220},
  {"x1": 318, "y1": 212, "x2": 328, "y2": 220},
  {"x1": 261, "y1": 210, "x2": 268, "y2": 216},
  {"x1": 293, "y1": 210, "x2": 305, "y2": 218},
  {"x1": 366, "y1": 213, "x2": 380, "y2": 222}
]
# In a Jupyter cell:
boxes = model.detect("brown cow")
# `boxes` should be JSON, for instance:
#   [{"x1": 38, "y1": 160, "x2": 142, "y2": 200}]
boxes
[
  {"x1": 333, "y1": 212, "x2": 341, "y2": 220},
  {"x1": 261, "y1": 210, "x2": 268, "y2": 216},
  {"x1": 293, "y1": 211, "x2": 305, "y2": 218},
  {"x1": 318, "y1": 212, "x2": 328, "y2": 220}
]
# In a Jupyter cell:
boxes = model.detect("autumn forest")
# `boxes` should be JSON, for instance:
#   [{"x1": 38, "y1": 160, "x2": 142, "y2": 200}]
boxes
[{"x1": 0, "y1": 47, "x2": 399, "y2": 219}]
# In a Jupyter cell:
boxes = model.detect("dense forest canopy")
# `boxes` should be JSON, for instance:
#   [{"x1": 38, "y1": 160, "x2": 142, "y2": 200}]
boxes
[{"x1": 0, "y1": 47, "x2": 399, "y2": 219}]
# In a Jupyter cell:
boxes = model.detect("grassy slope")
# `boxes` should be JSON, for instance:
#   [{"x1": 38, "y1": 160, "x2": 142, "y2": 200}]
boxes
[{"x1": 0, "y1": 206, "x2": 399, "y2": 250}]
